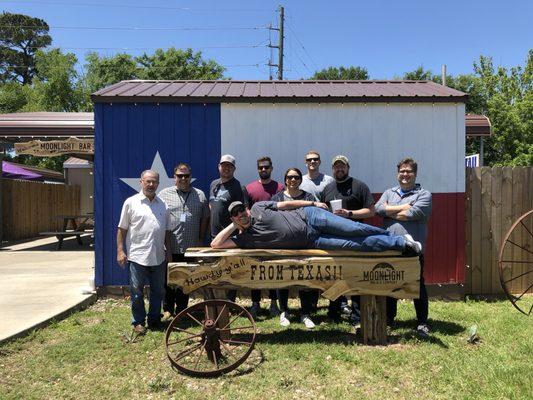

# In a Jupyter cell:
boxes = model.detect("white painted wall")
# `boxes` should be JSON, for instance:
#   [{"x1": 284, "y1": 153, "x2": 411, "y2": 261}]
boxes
[{"x1": 221, "y1": 103, "x2": 465, "y2": 193}]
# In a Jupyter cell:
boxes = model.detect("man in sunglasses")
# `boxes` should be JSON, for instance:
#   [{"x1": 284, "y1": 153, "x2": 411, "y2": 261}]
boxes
[
  {"x1": 159, "y1": 163, "x2": 209, "y2": 321},
  {"x1": 211, "y1": 200, "x2": 422, "y2": 257},
  {"x1": 321, "y1": 155, "x2": 375, "y2": 324},
  {"x1": 375, "y1": 157, "x2": 432, "y2": 337},
  {"x1": 245, "y1": 156, "x2": 283, "y2": 317},
  {"x1": 300, "y1": 150, "x2": 335, "y2": 202}
]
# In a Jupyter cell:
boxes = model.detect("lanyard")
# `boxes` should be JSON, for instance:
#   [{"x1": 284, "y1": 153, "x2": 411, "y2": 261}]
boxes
[{"x1": 177, "y1": 188, "x2": 191, "y2": 209}]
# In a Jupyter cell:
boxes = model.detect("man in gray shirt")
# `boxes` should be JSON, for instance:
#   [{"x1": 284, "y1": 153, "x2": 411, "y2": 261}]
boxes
[
  {"x1": 375, "y1": 157, "x2": 432, "y2": 337},
  {"x1": 159, "y1": 163, "x2": 209, "y2": 320},
  {"x1": 299, "y1": 150, "x2": 335, "y2": 201}
]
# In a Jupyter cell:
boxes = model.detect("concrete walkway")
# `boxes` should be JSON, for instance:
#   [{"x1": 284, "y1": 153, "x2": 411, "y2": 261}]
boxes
[{"x1": 0, "y1": 235, "x2": 96, "y2": 344}]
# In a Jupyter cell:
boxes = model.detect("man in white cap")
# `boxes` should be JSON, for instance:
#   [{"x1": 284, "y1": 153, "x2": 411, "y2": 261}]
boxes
[{"x1": 209, "y1": 154, "x2": 249, "y2": 301}]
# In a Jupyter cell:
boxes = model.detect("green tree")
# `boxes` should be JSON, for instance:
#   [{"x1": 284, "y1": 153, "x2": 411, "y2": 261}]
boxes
[
  {"x1": 0, "y1": 81, "x2": 29, "y2": 113},
  {"x1": 83, "y1": 52, "x2": 139, "y2": 94},
  {"x1": 136, "y1": 48, "x2": 225, "y2": 80},
  {"x1": 0, "y1": 12, "x2": 51, "y2": 84},
  {"x1": 402, "y1": 66, "x2": 433, "y2": 81},
  {"x1": 23, "y1": 48, "x2": 84, "y2": 112},
  {"x1": 311, "y1": 66, "x2": 369, "y2": 80}
]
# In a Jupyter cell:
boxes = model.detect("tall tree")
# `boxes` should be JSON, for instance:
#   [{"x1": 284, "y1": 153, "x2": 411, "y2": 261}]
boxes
[
  {"x1": 83, "y1": 52, "x2": 139, "y2": 94},
  {"x1": 311, "y1": 66, "x2": 369, "y2": 80},
  {"x1": 136, "y1": 48, "x2": 225, "y2": 80},
  {"x1": 0, "y1": 12, "x2": 51, "y2": 84}
]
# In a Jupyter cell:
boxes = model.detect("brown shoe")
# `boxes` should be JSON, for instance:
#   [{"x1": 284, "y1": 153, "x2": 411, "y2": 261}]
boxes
[
  {"x1": 133, "y1": 324, "x2": 146, "y2": 335},
  {"x1": 161, "y1": 311, "x2": 173, "y2": 321}
]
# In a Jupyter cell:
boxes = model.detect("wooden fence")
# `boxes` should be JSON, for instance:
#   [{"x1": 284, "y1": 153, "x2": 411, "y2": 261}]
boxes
[
  {"x1": 465, "y1": 167, "x2": 533, "y2": 295},
  {"x1": 1, "y1": 179, "x2": 80, "y2": 240}
]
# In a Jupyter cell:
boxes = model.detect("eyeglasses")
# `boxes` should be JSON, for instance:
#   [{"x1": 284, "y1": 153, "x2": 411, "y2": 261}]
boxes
[
  {"x1": 306, "y1": 157, "x2": 320, "y2": 162},
  {"x1": 175, "y1": 174, "x2": 190, "y2": 179},
  {"x1": 286, "y1": 175, "x2": 301, "y2": 181},
  {"x1": 258, "y1": 165, "x2": 271, "y2": 170},
  {"x1": 230, "y1": 206, "x2": 245, "y2": 217}
]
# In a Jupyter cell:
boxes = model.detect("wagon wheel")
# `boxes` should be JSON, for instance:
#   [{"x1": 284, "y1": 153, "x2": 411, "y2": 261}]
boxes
[
  {"x1": 498, "y1": 209, "x2": 533, "y2": 315},
  {"x1": 165, "y1": 299, "x2": 257, "y2": 377}
]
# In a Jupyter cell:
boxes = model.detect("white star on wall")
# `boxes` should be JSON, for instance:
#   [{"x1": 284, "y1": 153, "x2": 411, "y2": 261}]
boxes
[{"x1": 119, "y1": 151, "x2": 175, "y2": 194}]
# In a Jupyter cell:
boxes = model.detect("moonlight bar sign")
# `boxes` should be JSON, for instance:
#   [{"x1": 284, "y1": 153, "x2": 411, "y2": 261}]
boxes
[{"x1": 15, "y1": 138, "x2": 94, "y2": 156}]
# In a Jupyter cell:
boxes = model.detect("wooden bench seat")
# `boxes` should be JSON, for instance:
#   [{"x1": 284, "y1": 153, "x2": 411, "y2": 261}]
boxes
[{"x1": 39, "y1": 230, "x2": 93, "y2": 250}]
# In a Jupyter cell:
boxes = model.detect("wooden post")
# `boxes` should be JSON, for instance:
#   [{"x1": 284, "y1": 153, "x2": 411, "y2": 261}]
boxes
[{"x1": 360, "y1": 295, "x2": 387, "y2": 345}]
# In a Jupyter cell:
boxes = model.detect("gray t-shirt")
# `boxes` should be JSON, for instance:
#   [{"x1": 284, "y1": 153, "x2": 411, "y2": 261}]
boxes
[
  {"x1": 232, "y1": 201, "x2": 311, "y2": 249},
  {"x1": 300, "y1": 173, "x2": 335, "y2": 201}
]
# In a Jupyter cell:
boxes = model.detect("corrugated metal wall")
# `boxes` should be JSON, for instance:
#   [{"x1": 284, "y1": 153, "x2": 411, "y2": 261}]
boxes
[
  {"x1": 94, "y1": 103, "x2": 221, "y2": 286},
  {"x1": 221, "y1": 103, "x2": 466, "y2": 284}
]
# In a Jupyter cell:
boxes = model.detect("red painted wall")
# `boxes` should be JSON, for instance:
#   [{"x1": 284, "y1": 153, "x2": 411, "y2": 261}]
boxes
[{"x1": 369, "y1": 193, "x2": 465, "y2": 285}]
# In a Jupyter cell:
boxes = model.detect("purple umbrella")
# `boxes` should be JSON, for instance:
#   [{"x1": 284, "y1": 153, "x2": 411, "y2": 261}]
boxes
[{"x1": 2, "y1": 161, "x2": 44, "y2": 181}]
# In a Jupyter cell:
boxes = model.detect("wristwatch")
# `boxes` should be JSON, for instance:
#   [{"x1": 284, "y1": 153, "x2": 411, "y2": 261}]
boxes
[{"x1": 348, "y1": 211, "x2": 353, "y2": 218}]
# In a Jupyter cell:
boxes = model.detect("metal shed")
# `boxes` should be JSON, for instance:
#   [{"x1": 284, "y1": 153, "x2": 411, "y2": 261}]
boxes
[{"x1": 92, "y1": 80, "x2": 467, "y2": 289}]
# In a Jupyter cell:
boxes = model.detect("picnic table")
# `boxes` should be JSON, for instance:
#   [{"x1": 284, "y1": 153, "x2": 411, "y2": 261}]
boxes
[
  {"x1": 40, "y1": 213, "x2": 94, "y2": 250},
  {"x1": 166, "y1": 247, "x2": 421, "y2": 377}
]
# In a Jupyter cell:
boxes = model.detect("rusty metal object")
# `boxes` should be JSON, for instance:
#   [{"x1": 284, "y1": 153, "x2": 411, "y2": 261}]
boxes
[
  {"x1": 498, "y1": 209, "x2": 533, "y2": 315},
  {"x1": 165, "y1": 300, "x2": 257, "y2": 377}
]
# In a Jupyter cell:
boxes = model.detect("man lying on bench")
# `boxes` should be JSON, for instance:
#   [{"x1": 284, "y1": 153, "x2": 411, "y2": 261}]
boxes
[{"x1": 211, "y1": 200, "x2": 421, "y2": 255}]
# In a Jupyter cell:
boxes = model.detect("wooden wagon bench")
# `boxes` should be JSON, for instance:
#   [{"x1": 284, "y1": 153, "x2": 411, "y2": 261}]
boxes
[{"x1": 166, "y1": 247, "x2": 420, "y2": 377}]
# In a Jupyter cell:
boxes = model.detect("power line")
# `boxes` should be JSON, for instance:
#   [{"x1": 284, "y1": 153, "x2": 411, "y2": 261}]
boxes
[
  {"x1": 0, "y1": 24, "x2": 268, "y2": 31},
  {"x1": 286, "y1": 16, "x2": 319, "y2": 72},
  {"x1": 0, "y1": 0, "x2": 273, "y2": 12},
  {"x1": 18, "y1": 41, "x2": 270, "y2": 51}
]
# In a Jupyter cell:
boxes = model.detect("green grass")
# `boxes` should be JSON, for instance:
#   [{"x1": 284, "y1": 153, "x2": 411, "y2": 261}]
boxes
[{"x1": 0, "y1": 298, "x2": 532, "y2": 400}]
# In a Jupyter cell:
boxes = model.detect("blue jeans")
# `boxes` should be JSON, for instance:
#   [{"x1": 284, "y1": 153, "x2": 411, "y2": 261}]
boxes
[
  {"x1": 304, "y1": 207, "x2": 406, "y2": 251},
  {"x1": 129, "y1": 261, "x2": 166, "y2": 326}
]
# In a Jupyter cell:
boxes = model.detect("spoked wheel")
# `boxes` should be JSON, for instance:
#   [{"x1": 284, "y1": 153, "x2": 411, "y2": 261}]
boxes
[
  {"x1": 165, "y1": 299, "x2": 257, "y2": 377},
  {"x1": 498, "y1": 209, "x2": 533, "y2": 315}
]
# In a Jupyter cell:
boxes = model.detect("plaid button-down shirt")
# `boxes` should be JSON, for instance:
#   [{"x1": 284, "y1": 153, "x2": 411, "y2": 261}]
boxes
[{"x1": 159, "y1": 186, "x2": 209, "y2": 254}]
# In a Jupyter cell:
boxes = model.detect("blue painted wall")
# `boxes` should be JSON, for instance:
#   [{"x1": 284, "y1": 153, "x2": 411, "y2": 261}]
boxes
[{"x1": 94, "y1": 102, "x2": 221, "y2": 286}]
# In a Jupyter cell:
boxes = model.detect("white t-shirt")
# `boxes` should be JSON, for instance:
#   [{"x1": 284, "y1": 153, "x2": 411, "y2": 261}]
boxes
[{"x1": 118, "y1": 192, "x2": 170, "y2": 266}]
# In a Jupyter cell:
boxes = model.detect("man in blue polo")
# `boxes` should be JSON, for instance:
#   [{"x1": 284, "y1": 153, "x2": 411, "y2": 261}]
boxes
[{"x1": 375, "y1": 157, "x2": 432, "y2": 337}]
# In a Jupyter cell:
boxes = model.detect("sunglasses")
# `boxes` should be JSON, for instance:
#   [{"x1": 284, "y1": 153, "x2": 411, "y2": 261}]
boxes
[
  {"x1": 230, "y1": 206, "x2": 246, "y2": 217},
  {"x1": 258, "y1": 165, "x2": 271, "y2": 170},
  {"x1": 175, "y1": 174, "x2": 190, "y2": 179},
  {"x1": 306, "y1": 157, "x2": 320, "y2": 162},
  {"x1": 286, "y1": 175, "x2": 301, "y2": 181}
]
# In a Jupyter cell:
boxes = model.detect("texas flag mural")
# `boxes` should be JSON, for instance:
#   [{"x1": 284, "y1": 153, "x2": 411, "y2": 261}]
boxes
[{"x1": 94, "y1": 103, "x2": 221, "y2": 286}]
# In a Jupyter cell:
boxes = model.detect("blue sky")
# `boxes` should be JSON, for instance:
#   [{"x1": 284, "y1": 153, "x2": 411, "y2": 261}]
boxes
[{"x1": 1, "y1": 0, "x2": 532, "y2": 80}]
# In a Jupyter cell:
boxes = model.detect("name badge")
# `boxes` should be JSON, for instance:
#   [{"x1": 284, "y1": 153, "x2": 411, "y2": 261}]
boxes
[{"x1": 180, "y1": 213, "x2": 187, "y2": 223}]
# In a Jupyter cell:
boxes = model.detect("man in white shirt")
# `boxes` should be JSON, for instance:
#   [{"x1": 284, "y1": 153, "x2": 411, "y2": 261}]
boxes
[{"x1": 117, "y1": 169, "x2": 171, "y2": 334}]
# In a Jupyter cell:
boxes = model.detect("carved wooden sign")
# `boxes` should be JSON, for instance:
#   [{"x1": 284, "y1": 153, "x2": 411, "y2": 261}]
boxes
[
  {"x1": 168, "y1": 255, "x2": 420, "y2": 300},
  {"x1": 15, "y1": 138, "x2": 94, "y2": 156}
]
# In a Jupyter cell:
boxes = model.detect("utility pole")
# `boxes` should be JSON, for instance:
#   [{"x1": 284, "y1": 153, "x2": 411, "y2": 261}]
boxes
[{"x1": 268, "y1": 6, "x2": 284, "y2": 80}]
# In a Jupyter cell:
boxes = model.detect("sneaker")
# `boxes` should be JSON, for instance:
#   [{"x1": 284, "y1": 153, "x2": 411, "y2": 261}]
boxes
[
  {"x1": 269, "y1": 301, "x2": 281, "y2": 317},
  {"x1": 161, "y1": 311, "x2": 173, "y2": 322},
  {"x1": 403, "y1": 234, "x2": 422, "y2": 254},
  {"x1": 249, "y1": 302, "x2": 260, "y2": 319},
  {"x1": 341, "y1": 305, "x2": 352, "y2": 316},
  {"x1": 133, "y1": 324, "x2": 146, "y2": 335},
  {"x1": 301, "y1": 315, "x2": 315, "y2": 329},
  {"x1": 279, "y1": 312, "x2": 291, "y2": 327},
  {"x1": 416, "y1": 323, "x2": 430, "y2": 338}
]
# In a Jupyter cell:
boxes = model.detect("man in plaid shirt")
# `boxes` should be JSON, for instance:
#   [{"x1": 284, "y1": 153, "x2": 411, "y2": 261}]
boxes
[{"x1": 159, "y1": 162, "x2": 209, "y2": 320}]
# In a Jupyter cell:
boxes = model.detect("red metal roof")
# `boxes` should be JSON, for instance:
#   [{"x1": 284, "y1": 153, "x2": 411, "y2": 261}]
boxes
[
  {"x1": 465, "y1": 114, "x2": 492, "y2": 136},
  {"x1": 0, "y1": 112, "x2": 94, "y2": 137},
  {"x1": 92, "y1": 80, "x2": 467, "y2": 103}
]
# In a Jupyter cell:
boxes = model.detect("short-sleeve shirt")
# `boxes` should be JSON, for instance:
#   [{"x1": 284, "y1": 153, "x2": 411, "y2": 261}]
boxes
[
  {"x1": 232, "y1": 201, "x2": 311, "y2": 249},
  {"x1": 321, "y1": 177, "x2": 374, "y2": 222},
  {"x1": 300, "y1": 173, "x2": 335, "y2": 201},
  {"x1": 245, "y1": 180, "x2": 283, "y2": 206},
  {"x1": 117, "y1": 192, "x2": 170, "y2": 266},
  {"x1": 209, "y1": 177, "x2": 249, "y2": 238},
  {"x1": 270, "y1": 190, "x2": 314, "y2": 202},
  {"x1": 159, "y1": 186, "x2": 209, "y2": 254}
]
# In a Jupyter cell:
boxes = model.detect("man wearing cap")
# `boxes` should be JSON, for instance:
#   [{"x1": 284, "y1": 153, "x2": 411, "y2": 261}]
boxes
[
  {"x1": 321, "y1": 155, "x2": 376, "y2": 323},
  {"x1": 375, "y1": 157, "x2": 432, "y2": 337},
  {"x1": 212, "y1": 200, "x2": 421, "y2": 253},
  {"x1": 159, "y1": 162, "x2": 209, "y2": 321},
  {"x1": 209, "y1": 154, "x2": 249, "y2": 301},
  {"x1": 300, "y1": 150, "x2": 335, "y2": 202},
  {"x1": 245, "y1": 156, "x2": 283, "y2": 317}
]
